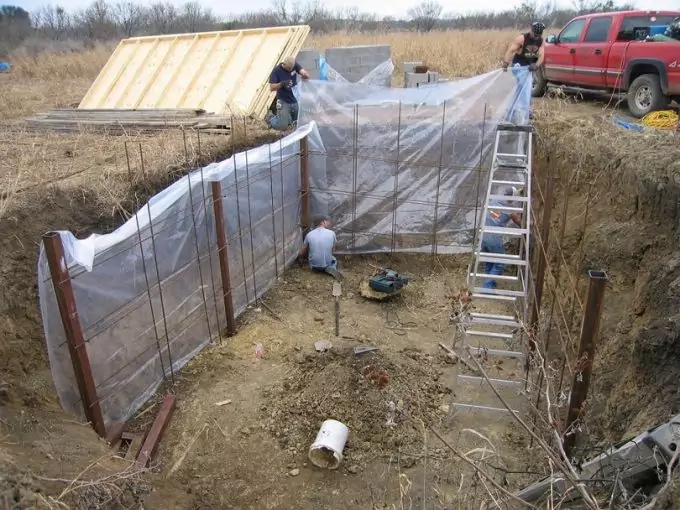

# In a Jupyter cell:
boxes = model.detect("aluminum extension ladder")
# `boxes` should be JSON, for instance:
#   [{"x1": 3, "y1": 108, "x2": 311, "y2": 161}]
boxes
[{"x1": 452, "y1": 122, "x2": 534, "y2": 416}]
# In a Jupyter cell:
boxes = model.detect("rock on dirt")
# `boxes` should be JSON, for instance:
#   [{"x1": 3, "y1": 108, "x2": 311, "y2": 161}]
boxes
[{"x1": 289, "y1": 468, "x2": 300, "y2": 477}]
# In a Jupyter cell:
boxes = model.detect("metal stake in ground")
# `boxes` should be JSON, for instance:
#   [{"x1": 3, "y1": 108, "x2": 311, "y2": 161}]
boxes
[
  {"x1": 332, "y1": 282, "x2": 342, "y2": 337},
  {"x1": 562, "y1": 269, "x2": 608, "y2": 458}
]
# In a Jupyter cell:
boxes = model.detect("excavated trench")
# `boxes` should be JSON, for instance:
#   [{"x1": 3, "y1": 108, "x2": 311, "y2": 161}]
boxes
[{"x1": 533, "y1": 113, "x2": 680, "y2": 450}]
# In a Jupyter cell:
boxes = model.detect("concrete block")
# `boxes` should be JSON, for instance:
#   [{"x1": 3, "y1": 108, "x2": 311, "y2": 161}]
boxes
[
  {"x1": 404, "y1": 71, "x2": 440, "y2": 88},
  {"x1": 324, "y1": 45, "x2": 391, "y2": 83},
  {"x1": 296, "y1": 49, "x2": 321, "y2": 79},
  {"x1": 403, "y1": 62, "x2": 423, "y2": 73}
]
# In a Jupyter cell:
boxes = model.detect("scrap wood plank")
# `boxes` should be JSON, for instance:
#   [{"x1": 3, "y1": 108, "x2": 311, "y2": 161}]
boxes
[
  {"x1": 125, "y1": 434, "x2": 145, "y2": 462},
  {"x1": 135, "y1": 394, "x2": 177, "y2": 469}
]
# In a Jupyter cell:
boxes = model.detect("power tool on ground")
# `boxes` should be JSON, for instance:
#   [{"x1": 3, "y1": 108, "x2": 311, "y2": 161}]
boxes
[{"x1": 368, "y1": 268, "x2": 409, "y2": 294}]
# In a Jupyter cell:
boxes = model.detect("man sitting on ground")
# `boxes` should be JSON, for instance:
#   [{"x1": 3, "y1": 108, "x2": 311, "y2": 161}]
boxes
[
  {"x1": 298, "y1": 215, "x2": 343, "y2": 280},
  {"x1": 480, "y1": 187, "x2": 523, "y2": 290},
  {"x1": 266, "y1": 56, "x2": 310, "y2": 131}
]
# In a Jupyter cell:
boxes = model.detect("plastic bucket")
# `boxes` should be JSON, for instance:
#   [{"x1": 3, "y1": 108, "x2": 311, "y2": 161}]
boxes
[{"x1": 308, "y1": 419, "x2": 349, "y2": 469}]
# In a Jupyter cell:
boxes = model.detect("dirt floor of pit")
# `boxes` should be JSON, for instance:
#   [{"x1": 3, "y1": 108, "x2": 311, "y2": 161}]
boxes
[{"x1": 136, "y1": 254, "x2": 535, "y2": 509}]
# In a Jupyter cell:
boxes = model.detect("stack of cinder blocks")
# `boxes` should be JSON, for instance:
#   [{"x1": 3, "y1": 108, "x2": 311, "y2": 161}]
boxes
[
  {"x1": 294, "y1": 45, "x2": 392, "y2": 85},
  {"x1": 403, "y1": 61, "x2": 441, "y2": 88}
]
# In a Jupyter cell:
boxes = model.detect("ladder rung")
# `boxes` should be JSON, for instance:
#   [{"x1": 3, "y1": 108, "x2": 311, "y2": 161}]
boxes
[
  {"x1": 457, "y1": 375, "x2": 523, "y2": 387},
  {"x1": 470, "y1": 272, "x2": 519, "y2": 281},
  {"x1": 497, "y1": 123, "x2": 536, "y2": 134},
  {"x1": 487, "y1": 203, "x2": 524, "y2": 212},
  {"x1": 473, "y1": 287, "x2": 526, "y2": 297},
  {"x1": 470, "y1": 293, "x2": 517, "y2": 302},
  {"x1": 482, "y1": 226, "x2": 528, "y2": 236},
  {"x1": 492, "y1": 179, "x2": 527, "y2": 186},
  {"x1": 471, "y1": 312, "x2": 518, "y2": 321},
  {"x1": 475, "y1": 251, "x2": 521, "y2": 260},
  {"x1": 488, "y1": 194, "x2": 529, "y2": 202},
  {"x1": 452, "y1": 403, "x2": 519, "y2": 414},
  {"x1": 469, "y1": 346, "x2": 525, "y2": 359},
  {"x1": 477, "y1": 255, "x2": 527, "y2": 266},
  {"x1": 496, "y1": 162, "x2": 528, "y2": 170},
  {"x1": 466, "y1": 330, "x2": 515, "y2": 339},
  {"x1": 469, "y1": 316, "x2": 521, "y2": 328}
]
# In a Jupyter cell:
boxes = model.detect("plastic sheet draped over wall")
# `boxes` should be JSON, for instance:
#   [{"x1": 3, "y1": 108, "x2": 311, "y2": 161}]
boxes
[
  {"x1": 38, "y1": 124, "x2": 323, "y2": 429},
  {"x1": 299, "y1": 67, "x2": 531, "y2": 254},
  {"x1": 39, "y1": 67, "x2": 530, "y2": 427}
]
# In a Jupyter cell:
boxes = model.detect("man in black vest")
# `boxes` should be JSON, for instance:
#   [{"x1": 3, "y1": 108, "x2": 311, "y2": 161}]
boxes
[{"x1": 502, "y1": 22, "x2": 545, "y2": 122}]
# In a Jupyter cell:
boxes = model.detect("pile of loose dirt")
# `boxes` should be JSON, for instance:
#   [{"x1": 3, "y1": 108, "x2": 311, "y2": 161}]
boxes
[{"x1": 261, "y1": 347, "x2": 451, "y2": 467}]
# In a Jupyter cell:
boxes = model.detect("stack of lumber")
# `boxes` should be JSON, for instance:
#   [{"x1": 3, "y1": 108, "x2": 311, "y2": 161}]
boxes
[{"x1": 25, "y1": 108, "x2": 233, "y2": 134}]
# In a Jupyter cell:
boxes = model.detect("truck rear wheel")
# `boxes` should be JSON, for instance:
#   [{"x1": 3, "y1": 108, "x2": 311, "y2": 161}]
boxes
[
  {"x1": 627, "y1": 74, "x2": 669, "y2": 118},
  {"x1": 532, "y1": 69, "x2": 547, "y2": 98}
]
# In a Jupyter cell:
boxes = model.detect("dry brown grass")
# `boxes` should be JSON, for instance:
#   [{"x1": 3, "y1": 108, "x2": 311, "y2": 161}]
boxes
[{"x1": 0, "y1": 29, "x2": 518, "y2": 219}]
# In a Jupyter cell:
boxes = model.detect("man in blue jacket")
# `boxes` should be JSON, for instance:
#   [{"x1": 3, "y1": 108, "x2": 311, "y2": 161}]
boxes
[{"x1": 266, "y1": 56, "x2": 310, "y2": 131}]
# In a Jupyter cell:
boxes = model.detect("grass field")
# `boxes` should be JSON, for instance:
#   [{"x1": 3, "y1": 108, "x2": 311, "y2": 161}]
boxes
[{"x1": 2, "y1": 28, "x2": 680, "y2": 509}]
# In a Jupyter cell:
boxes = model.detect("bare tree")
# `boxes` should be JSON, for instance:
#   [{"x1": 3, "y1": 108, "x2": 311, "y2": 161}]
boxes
[
  {"x1": 114, "y1": 1, "x2": 143, "y2": 37},
  {"x1": 34, "y1": 4, "x2": 71, "y2": 40},
  {"x1": 407, "y1": 0, "x2": 443, "y2": 32},
  {"x1": 147, "y1": 1, "x2": 177, "y2": 34}
]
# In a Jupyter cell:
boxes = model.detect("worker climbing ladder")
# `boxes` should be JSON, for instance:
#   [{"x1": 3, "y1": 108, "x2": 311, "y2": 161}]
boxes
[{"x1": 452, "y1": 122, "x2": 534, "y2": 416}]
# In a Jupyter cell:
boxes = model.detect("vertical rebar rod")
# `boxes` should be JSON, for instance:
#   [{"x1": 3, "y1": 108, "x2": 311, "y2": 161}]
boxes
[
  {"x1": 468, "y1": 104, "x2": 488, "y2": 284},
  {"x1": 212, "y1": 181, "x2": 237, "y2": 336},
  {"x1": 140, "y1": 144, "x2": 175, "y2": 385},
  {"x1": 300, "y1": 136, "x2": 310, "y2": 233},
  {"x1": 243, "y1": 117, "x2": 259, "y2": 303},
  {"x1": 351, "y1": 104, "x2": 359, "y2": 251},
  {"x1": 279, "y1": 139, "x2": 286, "y2": 267},
  {"x1": 42, "y1": 232, "x2": 106, "y2": 438},
  {"x1": 431, "y1": 101, "x2": 447, "y2": 261},
  {"x1": 562, "y1": 270, "x2": 608, "y2": 458},
  {"x1": 230, "y1": 117, "x2": 250, "y2": 304},
  {"x1": 129, "y1": 143, "x2": 168, "y2": 382},
  {"x1": 199, "y1": 165, "x2": 223, "y2": 340},
  {"x1": 390, "y1": 102, "x2": 402, "y2": 255},
  {"x1": 529, "y1": 174, "x2": 557, "y2": 347},
  {"x1": 186, "y1": 169, "x2": 213, "y2": 343},
  {"x1": 268, "y1": 145, "x2": 280, "y2": 278}
]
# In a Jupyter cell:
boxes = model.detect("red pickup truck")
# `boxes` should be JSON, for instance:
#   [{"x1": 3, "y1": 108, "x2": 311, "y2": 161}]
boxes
[{"x1": 533, "y1": 10, "x2": 680, "y2": 117}]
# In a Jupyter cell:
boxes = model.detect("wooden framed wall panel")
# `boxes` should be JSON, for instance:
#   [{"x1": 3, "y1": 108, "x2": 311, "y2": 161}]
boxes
[{"x1": 78, "y1": 25, "x2": 311, "y2": 118}]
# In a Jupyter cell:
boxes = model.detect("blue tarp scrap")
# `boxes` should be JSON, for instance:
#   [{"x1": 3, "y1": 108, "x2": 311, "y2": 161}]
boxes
[
  {"x1": 0, "y1": 62, "x2": 10, "y2": 72},
  {"x1": 611, "y1": 116, "x2": 645, "y2": 132}
]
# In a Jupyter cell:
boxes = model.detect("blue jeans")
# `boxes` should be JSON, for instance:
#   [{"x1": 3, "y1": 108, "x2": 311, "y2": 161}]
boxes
[
  {"x1": 510, "y1": 65, "x2": 532, "y2": 124},
  {"x1": 267, "y1": 100, "x2": 298, "y2": 131},
  {"x1": 311, "y1": 257, "x2": 338, "y2": 272},
  {"x1": 480, "y1": 234, "x2": 505, "y2": 288}
]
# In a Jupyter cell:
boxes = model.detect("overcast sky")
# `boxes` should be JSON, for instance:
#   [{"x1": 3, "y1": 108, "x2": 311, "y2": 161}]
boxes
[{"x1": 11, "y1": 0, "x2": 680, "y2": 20}]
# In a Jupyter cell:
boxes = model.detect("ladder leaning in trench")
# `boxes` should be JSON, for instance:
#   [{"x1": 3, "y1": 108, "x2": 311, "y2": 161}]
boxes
[{"x1": 452, "y1": 122, "x2": 535, "y2": 416}]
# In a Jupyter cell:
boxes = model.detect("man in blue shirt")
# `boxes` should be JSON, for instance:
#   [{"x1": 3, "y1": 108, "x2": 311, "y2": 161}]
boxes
[
  {"x1": 297, "y1": 215, "x2": 343, "y2": 280},
  {"x1": 266, "y1": 56, "x2": 310, "y2": 131},
  {"x1": 480, "y1": 187, "x2": 523, "y2": 289}
]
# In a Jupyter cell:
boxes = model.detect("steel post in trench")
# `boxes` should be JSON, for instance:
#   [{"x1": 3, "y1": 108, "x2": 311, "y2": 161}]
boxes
[
  {"x1": 562, "y1": 269, "x2": 608, "y2": 458},
  {"x1": 43, "y1": 232, "x2": 106, "y2": 438},
  {"x1": 211, "y1": 181, "x2": 237, "y2": 337}
]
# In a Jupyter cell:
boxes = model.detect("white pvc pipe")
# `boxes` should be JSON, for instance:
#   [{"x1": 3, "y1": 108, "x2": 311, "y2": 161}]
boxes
[{"x1": 308, "y1": 419, "x2": 349, "y2": 470}]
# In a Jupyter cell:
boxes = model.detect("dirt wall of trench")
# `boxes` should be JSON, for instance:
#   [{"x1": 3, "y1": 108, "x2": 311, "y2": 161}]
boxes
[{"x1": 534, "y1": 112, "x2": 680, "y2": 445}]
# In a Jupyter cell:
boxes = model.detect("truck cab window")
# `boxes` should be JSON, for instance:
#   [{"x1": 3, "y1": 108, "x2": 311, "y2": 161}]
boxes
[
  {"x1": 559, "y1": 19, "x2": 586, "y2": 43},
  {"x1": 584, "y1": 17, "x2": 612, "y2": 43},
  {"x1": 617, "y1": 15, "x2": 676, "y2": 41}
]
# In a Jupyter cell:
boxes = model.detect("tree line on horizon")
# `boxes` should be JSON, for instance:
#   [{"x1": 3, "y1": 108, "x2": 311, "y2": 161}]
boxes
[{"x1": 0, "y1": 0, "x2": 635, "y2": 57}]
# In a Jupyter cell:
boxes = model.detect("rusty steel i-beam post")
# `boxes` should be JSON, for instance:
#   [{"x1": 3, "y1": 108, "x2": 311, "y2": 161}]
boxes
[
  {"x1": 299, "y1": 136, "x2": 310, "y2": 233},
  {"x1": 42, "y1": 232, "x2": 106, "y2": 438},
  {"x1": 211, "y1": 181, "x2": 237, "y2": 337},
  {"x1": 562, "y1": 269, "x2": 608, "y2": 458}
]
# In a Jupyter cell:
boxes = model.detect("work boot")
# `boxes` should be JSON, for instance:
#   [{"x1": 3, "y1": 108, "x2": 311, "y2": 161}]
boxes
[{"x1": 325, "y1": 267, "x2": 344, "y2": 281}]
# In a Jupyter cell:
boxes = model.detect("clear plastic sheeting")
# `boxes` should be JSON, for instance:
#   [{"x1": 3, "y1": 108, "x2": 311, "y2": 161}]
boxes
[
  {"x1": 38, "y1": 67, "x2": 531, "y2": 428},
  {"x1": 38, "y1": 123, "x2": 322, "y2": 429},
  {"x1": 299, "y1": 67, "x2": 531, "y2": 254}
]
